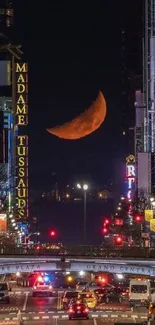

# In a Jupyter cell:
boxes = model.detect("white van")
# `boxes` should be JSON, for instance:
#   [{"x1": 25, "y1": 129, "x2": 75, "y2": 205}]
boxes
[{"x1": 129, "y1": 279, "x2": 151, "y2": 307}]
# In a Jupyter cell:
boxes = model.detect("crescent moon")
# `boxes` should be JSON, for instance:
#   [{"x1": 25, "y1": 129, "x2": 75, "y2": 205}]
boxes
[{"x1": 46, "y1": 91, "x2": 107, "y2": 140}]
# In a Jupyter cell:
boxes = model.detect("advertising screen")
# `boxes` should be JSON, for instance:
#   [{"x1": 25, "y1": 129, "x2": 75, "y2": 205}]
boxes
[{"x1": 0, "y1": 214, "x2": 7, "y2": 232}]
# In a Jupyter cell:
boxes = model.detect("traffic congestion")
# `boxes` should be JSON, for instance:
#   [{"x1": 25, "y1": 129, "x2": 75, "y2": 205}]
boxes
[{"x1": 0, "y1": 270, "x2": 154, "y2": 323}]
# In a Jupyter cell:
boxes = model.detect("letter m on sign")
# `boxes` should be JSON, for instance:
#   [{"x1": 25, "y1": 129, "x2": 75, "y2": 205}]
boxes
[{"x1": 16, "y1": 63, "x2": 28, "y2": 73}]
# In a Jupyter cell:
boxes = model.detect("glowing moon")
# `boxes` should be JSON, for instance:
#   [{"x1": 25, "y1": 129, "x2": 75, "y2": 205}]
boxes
[{"x1": 47, "y1": 91, "x2": 107, "y2": 140}]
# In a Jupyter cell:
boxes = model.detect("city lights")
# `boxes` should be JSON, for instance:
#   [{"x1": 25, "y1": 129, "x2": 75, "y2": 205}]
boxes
[{"x1": 79, "y1": 270, "x2": 85, "y2": 276}]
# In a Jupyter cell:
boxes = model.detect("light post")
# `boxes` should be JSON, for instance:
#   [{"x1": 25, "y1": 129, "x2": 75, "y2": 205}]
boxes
[{"x1": 77, "y1": 183, "x2": 88, "y2": 243}]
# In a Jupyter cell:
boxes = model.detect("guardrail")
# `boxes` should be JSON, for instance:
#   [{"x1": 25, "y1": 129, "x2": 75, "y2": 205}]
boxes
[{"x1": 0, "y1": 246, "x2": 155, "y2": 258}]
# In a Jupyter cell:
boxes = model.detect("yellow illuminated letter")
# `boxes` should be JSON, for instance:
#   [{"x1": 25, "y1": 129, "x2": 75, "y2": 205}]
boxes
[
  {"x1": 17, "y1": 146, "x2": 27, "y2": 156},
  {"x1": 17, "y1": 84, "x2": 26, "y2": 93},
  {"x1": 19, "y1": 167, "x2": 25, "y2": 177},
  {"x1": 17, "y1": 95, "x2": 25, "y2": 104},
  {"x1": 18, "y1": 188, "x2": 26, "y2": 198},
  {"x1": 16, "y1": 63, "x2": 27, "y2": 72},
  {"x1": 17, "y1": 74, "x2": 25, "y2": 83},
  {"x1": 19, "y1": 157, "x2": 25, "y2": 167},
  {"x1": 18, "y1": 135, "x2": 26, "y2": 146},
  {"x1": 17, "y1": 115, "x2": 26, "y2": 125},
  {"x1": 16, "y1": 105, "x2": 27, "y2": 115},
  {"x1": 18, "y1": 179, "x2": 26, "y2": 188},
  {"x1": 18, "y1": 199, "x2": 26, "y2": 208}
]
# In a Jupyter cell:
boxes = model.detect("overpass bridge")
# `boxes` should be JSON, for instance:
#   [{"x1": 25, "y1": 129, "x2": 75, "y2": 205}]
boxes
[{"x1": 0, "y1": 259, "x2": 155, "y2": 276}]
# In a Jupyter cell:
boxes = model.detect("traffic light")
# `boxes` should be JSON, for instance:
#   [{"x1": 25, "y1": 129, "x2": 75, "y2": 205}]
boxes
[
  {"x1": 114, "y1": 236, "x2": 123, "y2": 246},
  {"x1": 134, "y1": 214, "x2": 143, "y2": 223},
  {"x1": 102, "y1": 227, "x2": 108, "y2": 234},
  {"x1": 50, "y1": 230, "x2": 56, "y2": 237}
]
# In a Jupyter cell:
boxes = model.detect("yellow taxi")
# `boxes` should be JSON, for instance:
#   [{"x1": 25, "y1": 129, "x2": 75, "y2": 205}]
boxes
[
  {"x1": 78, "y1": 291, "x2": 97, "y2": 309},
  {"x1": 148, "y1": 302, "x2": 155, "y2": 320}
]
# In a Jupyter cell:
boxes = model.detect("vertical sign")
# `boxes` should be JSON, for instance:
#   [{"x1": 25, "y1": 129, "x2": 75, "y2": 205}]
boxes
[
  {"x1": 126, "y1": 155, "x2": 136, "y2": 200},
  {"x1": 15, "y1": 63, "x2": 28, "y2": 221}
]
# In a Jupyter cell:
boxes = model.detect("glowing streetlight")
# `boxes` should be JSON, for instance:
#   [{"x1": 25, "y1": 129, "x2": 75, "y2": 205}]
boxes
[
  {"x1": 77, "y1": 183, "x2": 89, "y2": 242},
  {"x1": 16, "y1": 272, "x2": 20, "y2": 277},
  {"x1": 83, "y1": 184, "x2": 88, "y2": 191},
  {"x1": 79, "y1": 270, "x2": 85, "y2": 276}
]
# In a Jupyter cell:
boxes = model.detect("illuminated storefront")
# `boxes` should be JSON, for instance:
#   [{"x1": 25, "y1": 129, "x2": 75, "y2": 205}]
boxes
[{"x1": 15, "y1": 63, "x2": 28, "y2": 222}]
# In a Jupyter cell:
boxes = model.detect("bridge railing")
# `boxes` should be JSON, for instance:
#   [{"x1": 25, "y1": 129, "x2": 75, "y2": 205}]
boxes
[{"x1": 0, "y1": 245, "x2": 155, "y2": 258}]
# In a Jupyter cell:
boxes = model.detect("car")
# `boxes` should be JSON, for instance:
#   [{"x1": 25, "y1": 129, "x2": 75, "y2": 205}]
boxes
[
  {"x1": 76, "y1": 281, "x2": 88, "y2": 291},
  {"x1": 78, "y1": 291, "x2": 98, "y2": 309},
  {"x1": 94, "y1": 288, "x2": 108, "y2": 300},
  {"x1": 68, "y1": 302, "x2": 89, "y2": 320},
  {"x1": 87, "y1": 282, "x2": 105, "y2": 291},
  {"x1": 0, "y1": 282, "x2": 10, "y2": 303},
  {"x1": 98, "y1": 287, "x2": 123, "y2": 303},
  {"x1": 32, "y1": 280, "x2": 53, "y2": 297},
  {"x1": 62, "y1": 291, "x2": 79, "y2": 309}
]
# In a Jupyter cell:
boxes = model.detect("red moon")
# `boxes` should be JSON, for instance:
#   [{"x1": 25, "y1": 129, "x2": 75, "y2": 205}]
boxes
[{"x1": 47, "y1": 91, "x2": 107, "y2": 140}]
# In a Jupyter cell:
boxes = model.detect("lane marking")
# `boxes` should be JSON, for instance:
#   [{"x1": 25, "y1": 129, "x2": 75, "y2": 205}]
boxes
[
  {"x1": 42, "y1": 316, "x2": 49, "y2": 319},
  {"x1": 93, "y1": 318, "x2": 98, "y2": 325},
  {"x1": 57, "y1": 291, "x2": 62, "y2": 310},
  {"x1": 22, "y1": 292, "x2": 29, "y2": 311}
]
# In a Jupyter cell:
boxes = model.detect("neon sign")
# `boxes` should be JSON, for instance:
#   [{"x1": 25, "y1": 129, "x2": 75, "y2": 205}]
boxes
[
  {"x1": 126, "y1": 155, "x2": 135, "y2": 200},
  {"x1": 15, "y1": 63, "x2": 28, "y2": 220}
]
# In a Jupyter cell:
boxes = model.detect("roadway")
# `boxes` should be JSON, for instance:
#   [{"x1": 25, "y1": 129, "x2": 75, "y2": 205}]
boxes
[{"x1": 0, "y1": 287, "x2": 147, "y2": 324}]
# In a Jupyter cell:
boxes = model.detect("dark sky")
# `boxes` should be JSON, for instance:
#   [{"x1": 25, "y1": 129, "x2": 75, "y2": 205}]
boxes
[{"x1": 14, "y1": 0, "x2": 142, "y2": 190}]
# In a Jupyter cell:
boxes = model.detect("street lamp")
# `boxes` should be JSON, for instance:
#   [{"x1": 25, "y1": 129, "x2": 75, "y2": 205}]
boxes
[{"x1": 77, "y1": 183, "x2": 88, "y2": 243}]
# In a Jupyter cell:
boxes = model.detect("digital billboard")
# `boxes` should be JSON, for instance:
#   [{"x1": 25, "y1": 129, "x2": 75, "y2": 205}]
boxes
[{"x1": 15, "y1": 63, "x2": 28, "y2": 221}]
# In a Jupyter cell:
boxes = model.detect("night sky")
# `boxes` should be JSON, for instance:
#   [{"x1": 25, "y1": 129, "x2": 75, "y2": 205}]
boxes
[{"x1": 12, "y1": 1, "x2": 142, "y2": 191}]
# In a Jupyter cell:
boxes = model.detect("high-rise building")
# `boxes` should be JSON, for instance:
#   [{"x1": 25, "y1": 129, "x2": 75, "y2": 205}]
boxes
[{"x1": 0, "y1": 1, "x2": 29, "y2": 241}]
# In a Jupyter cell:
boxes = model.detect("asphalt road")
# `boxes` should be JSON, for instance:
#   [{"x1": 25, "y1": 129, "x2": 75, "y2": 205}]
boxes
[
  {"x1": 0, "y1": 288, "x2": 134, "y2": 312},
  {"x1": 0, "y1": 288, "x2": 148, "y2": 324}
]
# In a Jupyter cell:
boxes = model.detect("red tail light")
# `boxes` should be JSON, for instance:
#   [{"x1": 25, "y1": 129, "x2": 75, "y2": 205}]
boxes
[
  {"x1": 69, "y1": 308, "x2": 74, "y2": 313},
  {"x1": 77, "y1": 306, "x2": 81, "y2": 310},
  {"x1": 84, "y1": 308, "x2": 89, "y2": 313}
]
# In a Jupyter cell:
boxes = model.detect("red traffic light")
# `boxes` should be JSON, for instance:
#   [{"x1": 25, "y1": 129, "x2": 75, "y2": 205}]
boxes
[
  {"x1": 102, "y1": 227, "x2": 108, "y2": 234},
  {"x1": 134, "y1": 214, "x2": 143, "y2": 223},
  {"x1": 103, "y1": 218, "x2": 110, "y2": 225},
  {"x1": 114, "y1": 236, "x2": 123, "y2": 245},
  {"x1": 50, "y1": 230, "x2": 56, "y2": 237}
]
